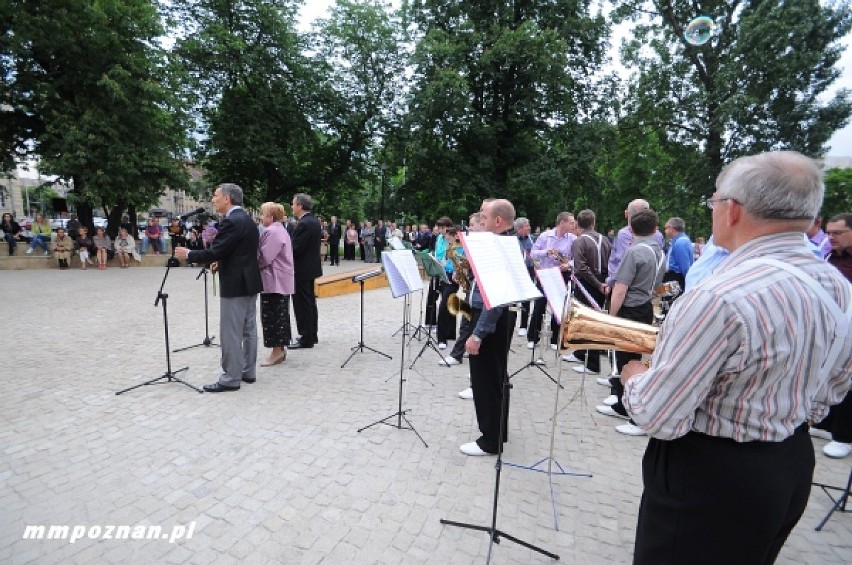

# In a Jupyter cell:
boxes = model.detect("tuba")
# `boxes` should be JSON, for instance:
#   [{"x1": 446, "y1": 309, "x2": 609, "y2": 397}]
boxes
[
  {"x1": 561, "y1": 300, "x2": 657, "y2": 354},
  {"x1": 446, "y1": 244, "x2": 473, "y2": 320}
]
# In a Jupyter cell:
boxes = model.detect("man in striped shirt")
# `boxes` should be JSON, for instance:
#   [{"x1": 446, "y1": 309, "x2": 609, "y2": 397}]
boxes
[{"x1": 621, "y1": 151, "x2": 852, "y2": 565}]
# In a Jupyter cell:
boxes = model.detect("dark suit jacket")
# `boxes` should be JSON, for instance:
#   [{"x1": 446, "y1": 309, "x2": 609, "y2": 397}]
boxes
[
  {"x1": 328, "y1": 223, "x2": 342, "y2": 244},
  {"x1": 291, "y1": 212, "x2": 323, "y2": 281},
  {"x1": 187, "y1": 207, "x2": 262, "y2": 298}
]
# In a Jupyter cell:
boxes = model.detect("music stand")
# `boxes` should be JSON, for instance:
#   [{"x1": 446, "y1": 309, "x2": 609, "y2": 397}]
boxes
[
  {"x1": 174, "y1": 265, "x2": 219, "y2": 352},
  {"x1": 510, "y1": 310, "x2": 562, "y2": 387},
  {"x1": 409, "y1": 252, "x2": 451, "y2": 368},
  {"x1": 342, "y1": 268, "x2": 392, "y2": 367},
  {"x1": 116, "y1": 257, "x2": 202, "y2": 395},
  {"x1": 504, "y1": 296, "x2": 592, "y2": 531},
  {"x1": 440, "y1": 306, "x2": 558, "y2": 562},
  {"x1": 814, "y1": 467, "x2": 852, "y2": 531},
  {"x1": 358, "y1": 290, "x2": 427, "y2": 447}
]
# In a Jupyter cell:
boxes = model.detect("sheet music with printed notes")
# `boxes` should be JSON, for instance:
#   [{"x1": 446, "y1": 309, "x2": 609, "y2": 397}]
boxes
[
  {"x1": 381, "y1": 249, "x2": 424, "y2": 297},
  {"x1": 536, "y1": 267, "x2": 569, "y2": 324},
  {"x1": 460, "y1": 231, "x2": 542, "y2": 309}
]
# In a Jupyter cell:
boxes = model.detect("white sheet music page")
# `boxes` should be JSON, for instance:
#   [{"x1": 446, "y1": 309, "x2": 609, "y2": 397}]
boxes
[
  {"x1": 536, "y1": 267, "x2": 569, "y2": 324},
  {"x1": 460, "y1": 232, "x2": 542, "y2": 309},
  {"x1": 382, "y1": 250, "x2": 424, "y2": 297}
]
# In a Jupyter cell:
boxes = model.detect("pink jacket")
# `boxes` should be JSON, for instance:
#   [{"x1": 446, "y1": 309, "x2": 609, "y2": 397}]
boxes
[{"x1": 258, "y1": 222, "x2": 295, "y2": 295}]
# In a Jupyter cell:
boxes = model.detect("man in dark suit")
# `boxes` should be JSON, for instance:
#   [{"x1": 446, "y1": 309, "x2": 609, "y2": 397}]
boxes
[
  {"x1": 175, "y1": 183, "x2": 262, "y2": 392},
  {"x1": 289, "y1": 193, "x2": 322, "y2": 349},
  {"x1": 328, "y1": 215, "x2": 342, "y2": 266}
]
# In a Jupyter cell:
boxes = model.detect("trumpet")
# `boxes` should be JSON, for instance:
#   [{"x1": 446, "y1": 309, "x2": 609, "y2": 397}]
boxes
[{"x1": 561, "y1": 300, "x2": 657, "y2": 354}]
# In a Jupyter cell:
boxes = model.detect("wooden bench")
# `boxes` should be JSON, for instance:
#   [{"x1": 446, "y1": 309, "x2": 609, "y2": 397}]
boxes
[{"x1": 315, "y1": 266, "x2": 390, "y2": 298}]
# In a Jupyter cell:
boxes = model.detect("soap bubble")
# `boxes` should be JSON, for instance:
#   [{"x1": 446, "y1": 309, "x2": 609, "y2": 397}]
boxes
[{"x1": 684, "y1": 16, "x2": 715, "y2": 46}]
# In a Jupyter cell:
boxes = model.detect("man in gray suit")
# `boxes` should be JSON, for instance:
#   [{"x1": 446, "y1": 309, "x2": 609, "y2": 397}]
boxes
[{"x1": 175, "y1": 183, "x2": 263, "y2": 392}]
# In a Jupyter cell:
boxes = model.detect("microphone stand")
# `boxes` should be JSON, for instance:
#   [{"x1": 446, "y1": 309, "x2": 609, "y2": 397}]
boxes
[
  {"x1": 174, "y1": 265, "x2": 219, "y2": 352},
  {"x1": 116, "y1": 255, "x2": 202, "y2": 395},
  {"x1": 342, "y1": 269, "x2": 392, "y2": 367}
]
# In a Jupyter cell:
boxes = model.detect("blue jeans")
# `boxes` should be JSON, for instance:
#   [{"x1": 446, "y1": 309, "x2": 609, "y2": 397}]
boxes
[
  {"x1": 141, "y1": 236, "x2": 166, "y2": 254},
  {"x1": 29, "y1": 235, "x2": 50, "y2": 253}
]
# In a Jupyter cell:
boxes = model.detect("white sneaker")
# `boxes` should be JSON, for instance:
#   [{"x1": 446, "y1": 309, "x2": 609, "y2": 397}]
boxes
[
  {"x1": 562, "y1": 353, "x2": 581, "y2": 363},
  {"x1": 26, "y1": 248, "x2": 34, "y2": 254},
  {"x1": 438, "y1": 342, "x2": 447, "y2": 350},
  {"x1": 603, "y1": 394, "x2": 618, "y2": 406},
  {"x1": 597, "y1": 377, "x2": 614, "y2": 387},
  {"x1": 550, "y1": 343, "x2": 558, "y2": 351},
  {"x1": 809, "y1": 427, "x2": 833, "y2": 441},
  {"x1": 440, "y1": 356, "x2": 460, "y2": 366},
  {"x1": 573, "y1": 366, "x2": 599, "y2": 375},
  {"x1": 823, "y1": 441, "x2": 852, "y2": 458},
  {"x1": 460, "y1": 441, "x2": 494, "y2": 456},
  {"x1": 518, "y1": 328, "x2": 527, "y2": 337},
  {"x1": 616, "y1": 423, "x2": 647, "y2": 436},
  {"x1": 526, "y1": 341, "x2": 535, "y2": 350},
  {"x1": 458, "y1": 387, "x2": 473, "y2": 400},
  {"x1": 596, "y1": 405, "x2": 629, "y2": 420},
  {"x1": 43, "y1": 250, "x2": 51, "y2": 256}
]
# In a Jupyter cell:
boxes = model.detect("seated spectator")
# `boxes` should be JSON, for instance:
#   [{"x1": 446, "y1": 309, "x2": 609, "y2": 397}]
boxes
[
  {"x1": 52, "y1": 228, "x2": 74, "y2": 270},
  {"x1": 92, "y1": 226, "x2": 113, "y2": 270},
  {"x1": 1, "y1": 212, "x2": 22, "y2": 255},
  {"x1": 140, "y1": 217, "x2": 166, "y2": 255},
  {"x1": 167, "y1": 217, "x2": 186, "y2": 250},
  {"x1": 76, "y1": 226, "x2": 95, "y2": 269},
  {"x1": 26, "y1": 213, "x2": 53, "y2": 255},
  {"x1": 114, "y1": 227, "x2": 137, "y2": 268}
]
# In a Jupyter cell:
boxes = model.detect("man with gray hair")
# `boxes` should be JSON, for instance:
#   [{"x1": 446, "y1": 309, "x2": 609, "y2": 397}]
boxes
[
  {"x1": 606, "y1": 199, "x2": 664, "y2": 287},
  {"x1": 514, "y1": 217, "x2": 535, "y2": 337},
  {"x1": 175, "y1": 183, "x2": 263, "y2": 391},
  {"x1": 620, "y1": 152, "x2": 851, "y2": 564}
]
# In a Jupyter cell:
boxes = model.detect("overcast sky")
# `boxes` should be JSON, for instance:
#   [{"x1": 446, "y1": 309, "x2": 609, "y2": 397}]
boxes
[{"x1": 298, "y1": 1, "x2": 852, "y2": 157}]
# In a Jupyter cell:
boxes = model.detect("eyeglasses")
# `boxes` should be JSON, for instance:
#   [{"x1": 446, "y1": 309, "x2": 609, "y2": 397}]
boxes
[
  {"x1": 827, "y1": 229, "x2": 850, "y2": 237},
  {"x1": 705, "y1": 197, "x2": 739, "y2": 210}
]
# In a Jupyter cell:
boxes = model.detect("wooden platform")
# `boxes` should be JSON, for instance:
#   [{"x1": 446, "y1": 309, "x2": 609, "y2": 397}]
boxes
[{"x1": 315, "y1": 266, "x2": 389, "y2": 298}]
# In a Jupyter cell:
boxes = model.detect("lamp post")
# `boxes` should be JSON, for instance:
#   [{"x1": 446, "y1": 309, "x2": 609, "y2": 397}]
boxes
[{"x1": 380, "y1": 163, "x2": 388, "y2": 222}]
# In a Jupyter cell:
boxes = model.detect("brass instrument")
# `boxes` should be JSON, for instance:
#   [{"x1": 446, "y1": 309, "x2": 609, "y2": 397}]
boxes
[
  {"x1": 561, "y1": 300, "x2": 657, "y2": 354},
  {"x1": 446, "y1": 244, "x2": 473, "y2": 320}
]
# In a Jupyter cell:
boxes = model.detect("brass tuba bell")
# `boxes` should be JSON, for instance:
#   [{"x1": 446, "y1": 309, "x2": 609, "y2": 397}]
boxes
[{"x1": 447, "y1": 293, "x2": 473, "y2": 321}]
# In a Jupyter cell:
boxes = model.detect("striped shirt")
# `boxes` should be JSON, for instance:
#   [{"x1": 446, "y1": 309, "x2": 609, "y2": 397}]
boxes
[{"x1": 623, "y1": 232, "x2": 852, "y2": 442}]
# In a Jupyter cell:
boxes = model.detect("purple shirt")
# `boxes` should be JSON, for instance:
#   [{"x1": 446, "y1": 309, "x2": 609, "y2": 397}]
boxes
[
  {"x1": 607, "y1": 226, "x2": 665, "y2": 285},
  {"x1": 258, "y1": 222, "x2": 295, "y2": 295},
  {"x1": 531, "y1": 228, "x2": 576, "y2": 268},
  {"x1": 808, "y1": 229, "x2": 831, "y2": 259}
]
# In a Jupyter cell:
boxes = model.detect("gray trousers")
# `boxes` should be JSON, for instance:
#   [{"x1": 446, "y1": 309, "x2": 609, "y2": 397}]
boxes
[{"x1": 218, "y1": 294, "x2": 258, "y2": 386}]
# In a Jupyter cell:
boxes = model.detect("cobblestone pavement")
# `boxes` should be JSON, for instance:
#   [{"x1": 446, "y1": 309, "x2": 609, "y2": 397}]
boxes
[{"x1": 1, "y1": 265, "x2": 850, "y2": 564}]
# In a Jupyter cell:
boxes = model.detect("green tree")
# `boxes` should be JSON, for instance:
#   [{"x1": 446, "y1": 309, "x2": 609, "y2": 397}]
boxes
[
  {"x1": 397, "y1": 0, "x2": 609, "y2": 224},
  {"x1": 617, "y1": 0, "x2": 852, "y2": 199},
  {"x1": 823, "y1": 166, "x2": 852, "y2": 218},
  {"x1": 4, "y1": 0, "x2": 191, "y2": 235}
]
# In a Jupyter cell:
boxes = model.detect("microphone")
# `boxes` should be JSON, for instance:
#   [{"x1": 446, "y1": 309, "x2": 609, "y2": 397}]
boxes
[{"x1": 179, "y1": 207, "x2": 206, "y2": 220}]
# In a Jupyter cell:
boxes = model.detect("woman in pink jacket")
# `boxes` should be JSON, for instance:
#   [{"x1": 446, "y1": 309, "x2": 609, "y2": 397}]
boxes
[{"x1": 257, "y1": 202, "x2": 295, "y2": 366}]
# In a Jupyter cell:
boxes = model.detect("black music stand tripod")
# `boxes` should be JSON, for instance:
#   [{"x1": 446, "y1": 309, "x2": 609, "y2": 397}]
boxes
[
  {"x1": 342, "y1": 269, "x2": 392, "y2": 368},
  {"x1": 814, "y1": 467, "x2": 851, "y2": 531},
  {"x1": 358, "y1": 292, "x2": 428, "y2": 447},
  {"x1": 510, "y1": 310, "x2": 562, "y2": 388},
  {"x1": 174, "y1": 265, "x2": 219, "y2": 352},
  {"x1": 116, "y1": 257, "x2": 202, "y2": 395},
  {"x1": 440, "y1": 310, "x2": 558, "y2": 562}
]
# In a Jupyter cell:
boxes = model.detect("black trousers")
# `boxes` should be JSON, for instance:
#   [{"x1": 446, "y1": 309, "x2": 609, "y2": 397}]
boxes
[
  {"x1": 814, "y1": 390, "x2": 852, "y2": 443},
  {"x1": 612, "y1": 301, "x2": 654, "y2": 402},
  {"x1": 344, "y1": 242, "x2": 356, "y2": 260},
  {"x1": 470, "y1": 308, "x2": 515, "y2": 453},
  {"x1": 292, "y1": 277, "x2": 318, "y2": 344},
  {"x1": 527, "y1": 295, "x2": 559, "y2": 345},
  {"x1": 330, "y1": 240, "x2": 340, "y2": 265},
  {"x1": 260, "y1": 293, "x2": 291, "y2": 348},
  {"x1": 572, "y1": 281, "x2": 606, "y2": 372},
  {"x1": 634, "y1": 424, "x2": 813, "y2": 565},
  {"x1": 424, "y1": 278, "x2": 439, "y2": 326},
  {"x1": 436, "y1": 281, "x2": 459, "y2": 344}
]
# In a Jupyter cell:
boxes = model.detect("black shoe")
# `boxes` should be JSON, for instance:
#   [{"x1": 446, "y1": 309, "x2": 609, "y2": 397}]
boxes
[
  {"x1": 203, "y1": 382, "x2": 240, "y2": 393},
  {"x1": 288, "y1": 340, "x2": 314, "y2": 349},
  {"x1": 241, "y1": 376, "x2": 256, "y2": 384}
]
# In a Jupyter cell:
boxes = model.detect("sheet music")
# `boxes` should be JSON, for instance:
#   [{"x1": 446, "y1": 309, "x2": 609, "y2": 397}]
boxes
[
  {"x1": 536, "y1": 267, "x2": 569, "y2": 324},
  {"x1": 388, "y1": 236, "x2": 406, "y2": 250},
  {"x1": 382, "y1": 250, "x2": 424, "y2": 297},
  {"x1": 461, "y1": 232, "x2": 542, "y2": 309}
]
